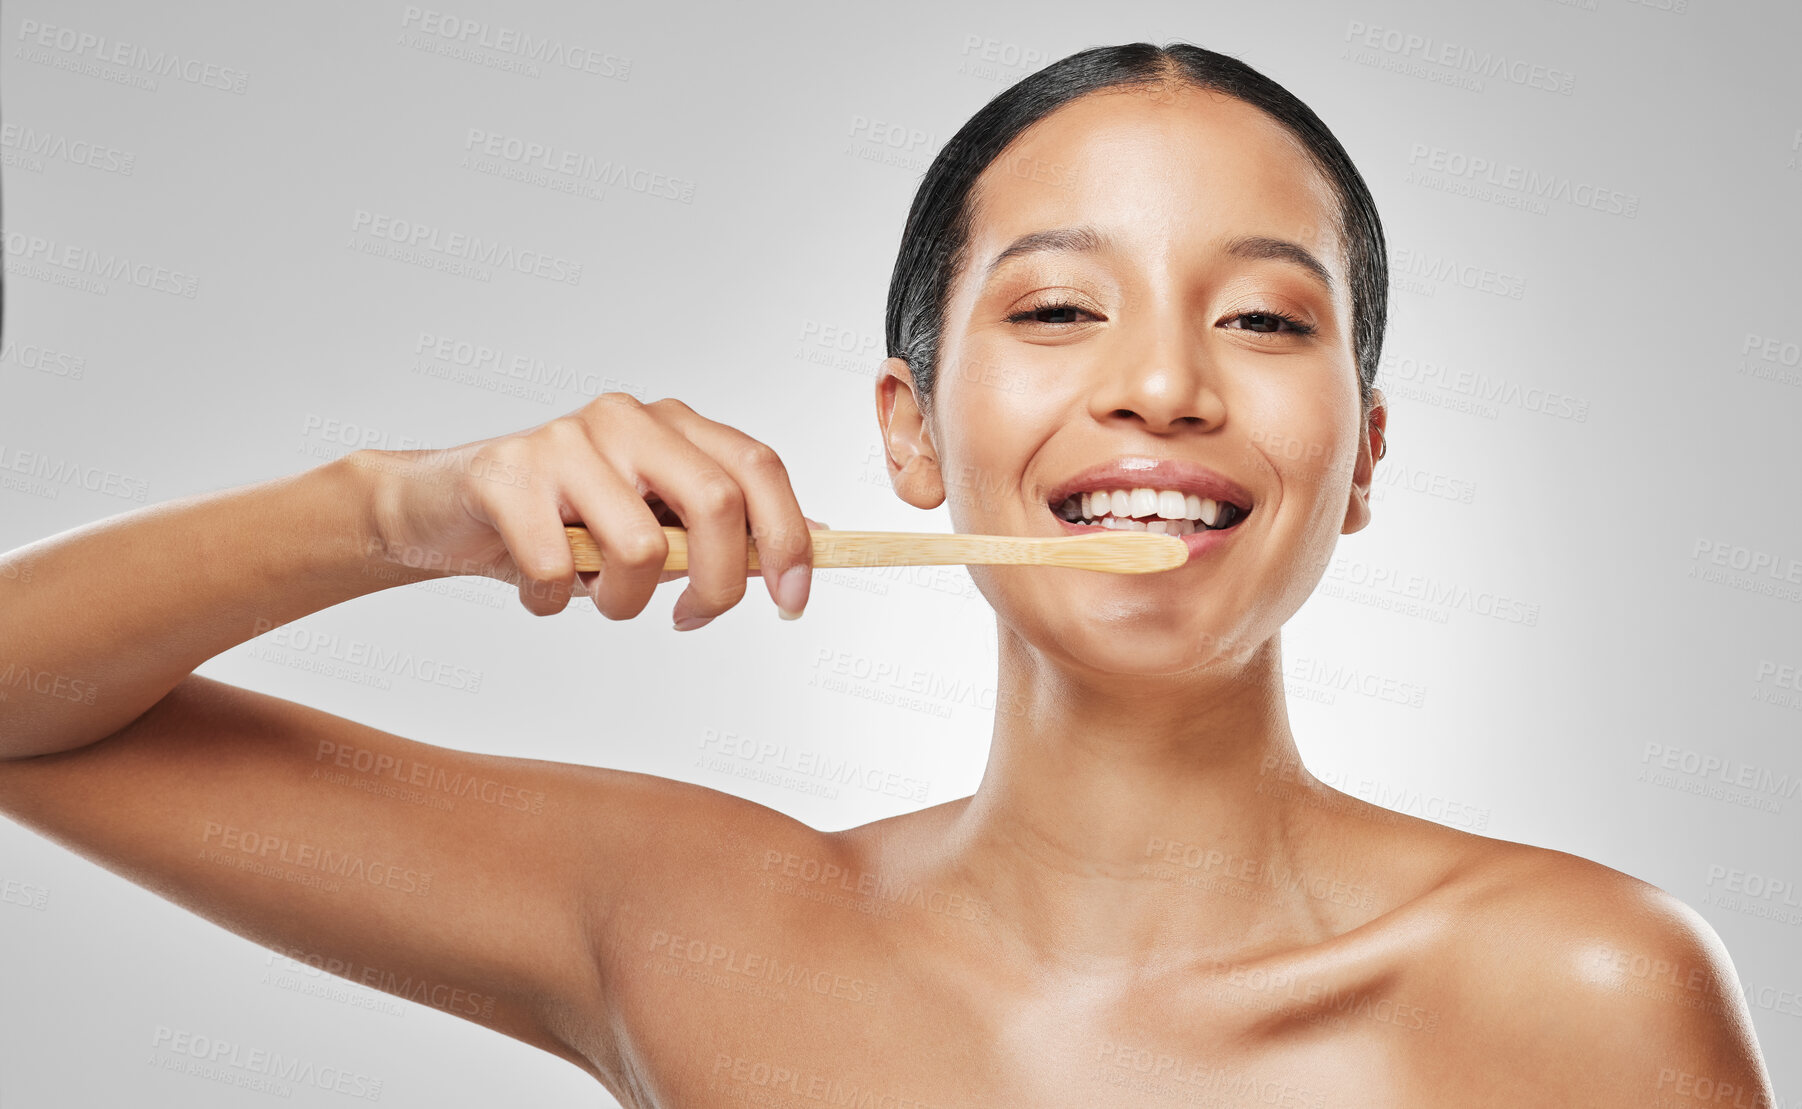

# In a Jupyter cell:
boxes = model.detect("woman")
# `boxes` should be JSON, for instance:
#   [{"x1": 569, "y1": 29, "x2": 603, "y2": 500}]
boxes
[{"x1": 0, "y1": 41, "x2": 1774, "y2": 1106}]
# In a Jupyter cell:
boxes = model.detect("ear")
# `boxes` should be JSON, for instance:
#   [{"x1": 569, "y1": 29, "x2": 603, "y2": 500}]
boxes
[
  {"x1": 1342, "y1": 386, "x2": 1386, "y2": 535},
  {"x1": 874, "y1": 356, "x2": 945, "y2": 510}
]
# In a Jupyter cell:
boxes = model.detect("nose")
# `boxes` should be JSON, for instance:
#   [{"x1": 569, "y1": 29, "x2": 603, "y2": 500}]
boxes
[{"x1": 1084, "y1": 308, "x2": 1227, "y2": 434}]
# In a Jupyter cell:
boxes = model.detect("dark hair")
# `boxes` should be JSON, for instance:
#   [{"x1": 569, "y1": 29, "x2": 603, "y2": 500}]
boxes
[{"x1": 884, "y1": 41, "x2": 1388, "y2": 423}]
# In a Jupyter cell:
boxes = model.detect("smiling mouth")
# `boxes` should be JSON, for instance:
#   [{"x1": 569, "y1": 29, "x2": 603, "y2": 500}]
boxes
[{"x1": 1050, "y1": 489, "x2": 1251, "y2": 534}]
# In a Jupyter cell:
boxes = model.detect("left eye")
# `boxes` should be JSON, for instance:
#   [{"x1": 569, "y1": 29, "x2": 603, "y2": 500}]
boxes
[
  {"x1": 1007, "y1": 302, "x2": 1094, "y2": 326},
  {"x1": 1223, "y1": 310, "x2": 1311, "y2": 335}
]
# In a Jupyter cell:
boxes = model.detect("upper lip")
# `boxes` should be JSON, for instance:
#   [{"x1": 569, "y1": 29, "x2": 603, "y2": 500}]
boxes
[{"x1": 1043, "y1": 457, "x2": 1255, "y2": 514}]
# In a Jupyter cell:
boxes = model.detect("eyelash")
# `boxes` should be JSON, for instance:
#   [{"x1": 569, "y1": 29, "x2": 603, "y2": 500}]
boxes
[{"x1": 1005, "y1": 297, "x2": 1316, "y2": 336}]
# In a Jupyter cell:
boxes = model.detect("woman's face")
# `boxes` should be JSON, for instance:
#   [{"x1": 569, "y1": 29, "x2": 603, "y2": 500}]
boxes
[{"x1": 878, "y1": 83, "x2": 1383, "y2": 676}]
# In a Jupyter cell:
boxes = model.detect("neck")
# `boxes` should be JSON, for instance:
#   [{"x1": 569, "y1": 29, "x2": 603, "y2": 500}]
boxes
[{"x1": 935, "y1": 625, "x2": 1349, "y2": 976}]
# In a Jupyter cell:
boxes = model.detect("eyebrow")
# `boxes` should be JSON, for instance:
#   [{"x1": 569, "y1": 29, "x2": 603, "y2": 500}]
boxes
[
  {"x1": 981, "y1": 225, "x2": 1335, "y2": 296},
  {"x1": 1220, "y1": 234, "x2": 1335, "y2": 295},
  {"x1": 983, "y1": 225, "x2": 1109, "y2": 280}
]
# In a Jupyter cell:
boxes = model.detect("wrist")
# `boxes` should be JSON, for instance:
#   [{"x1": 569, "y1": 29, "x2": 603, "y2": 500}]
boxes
[{"x1": 331, "y1": 449, "x2": 459, "y2": 588}]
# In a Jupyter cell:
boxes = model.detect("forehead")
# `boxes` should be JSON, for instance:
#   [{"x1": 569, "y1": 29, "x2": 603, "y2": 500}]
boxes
[{"x1": 964, "y1": 84, "x2": 1344, "y2": 275}]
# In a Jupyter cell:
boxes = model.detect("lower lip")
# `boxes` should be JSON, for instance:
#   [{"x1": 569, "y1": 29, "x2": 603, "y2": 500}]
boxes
[{"x1": 1049, "y1": 510, "x2": 1246, "y2": 564}]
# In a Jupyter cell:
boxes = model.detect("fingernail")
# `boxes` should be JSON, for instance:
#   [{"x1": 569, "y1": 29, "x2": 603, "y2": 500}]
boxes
[
  {"x1": 776, "y1": 564, "x2": 811, "y2": 620},
  {"x1": 673, "y1": 614, "x2": 714, "y2": 632}
]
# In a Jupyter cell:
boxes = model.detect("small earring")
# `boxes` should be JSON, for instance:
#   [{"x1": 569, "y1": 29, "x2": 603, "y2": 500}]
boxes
[{"x1": 1374, "y1": 435, "x2": 1387, "y2": 461}]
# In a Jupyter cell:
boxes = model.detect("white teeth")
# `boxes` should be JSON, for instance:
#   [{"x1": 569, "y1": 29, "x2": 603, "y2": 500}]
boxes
[
  {"x1": 1146, "y1": 519, "x2": 1169, "y2": 535},
  {"x1": 1055, "y1": 484, "x2": 1246, "y2": 530}
]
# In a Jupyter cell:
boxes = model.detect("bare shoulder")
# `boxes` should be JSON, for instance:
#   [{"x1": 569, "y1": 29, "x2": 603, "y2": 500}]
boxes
[
  {"x1": 592, "y1": 766, "x2": 874, "y2": 968},
  {"x1": 1410, "y1": 832, "x2": 1776, "y2": 1104},
  {"x1": 591, "y1": 769, "x2": 846, "y2": 984},
  {"x1": 598, "y1": 770, "x2": 841, "y2": 906}
]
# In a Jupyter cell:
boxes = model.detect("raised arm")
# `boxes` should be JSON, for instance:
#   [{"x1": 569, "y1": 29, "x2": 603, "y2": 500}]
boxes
[
  {"x1": 0, "y1": 451, "x2": 410, "y2": 759},
  {"x1": 0, "y1": 394, "x2": 826, "y2": 1088}
]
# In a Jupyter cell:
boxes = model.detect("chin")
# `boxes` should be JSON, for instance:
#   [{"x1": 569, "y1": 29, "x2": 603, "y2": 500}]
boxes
[{"x1": 1005, "y1": 594, "x2": 1268, "y2": 676}]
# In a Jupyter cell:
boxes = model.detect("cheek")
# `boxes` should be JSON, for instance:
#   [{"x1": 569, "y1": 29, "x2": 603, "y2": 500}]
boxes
[
  {"x1": 1240, "y1": 375, "x2": 1359, "y2": 486},
  {"x1": 934, "y1": 356, "x2": 1062, "y2": 517},
  {"x1": 930, "y1": 407, "x2": 1011, "y2": 525},
  {"x1": 939, "y1": 335, "x2": 1048, "y2": 414}
]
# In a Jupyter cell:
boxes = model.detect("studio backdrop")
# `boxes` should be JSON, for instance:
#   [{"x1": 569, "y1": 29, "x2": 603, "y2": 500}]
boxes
[{"x1": 2, "y1": 1, "x2": 1798, "y2": 1105}]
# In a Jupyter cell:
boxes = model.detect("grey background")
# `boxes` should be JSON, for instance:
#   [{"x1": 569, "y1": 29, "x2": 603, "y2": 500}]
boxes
[{"x1": 3, "y1": 0, "x2": 1798, "y2": 1104}]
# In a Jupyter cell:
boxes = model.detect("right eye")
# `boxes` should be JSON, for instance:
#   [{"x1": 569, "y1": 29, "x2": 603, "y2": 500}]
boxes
[{"x1": 1006, "y1": 297, "x2": 1102, "y2": 327}]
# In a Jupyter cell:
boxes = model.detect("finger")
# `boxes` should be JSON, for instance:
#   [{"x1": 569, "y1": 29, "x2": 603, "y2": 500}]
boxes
[
  {"x1": 649, "y1": 404, "x2": 817, "y2": 620},
  {"x1": 596, "y1": 402, "x2": 749, "y2": 629},
  {"x1": 554, "y1": 446, "x2": 670, "y2": 620},
  {"x1": 467, "y1": 479, "x2": 576, "y2": 617}
]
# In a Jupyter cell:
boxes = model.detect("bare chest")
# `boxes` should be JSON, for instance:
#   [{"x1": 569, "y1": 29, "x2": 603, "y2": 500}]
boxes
[{"x1": 597, "y1": 902, "x2": 1459, "y2": 1108}]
